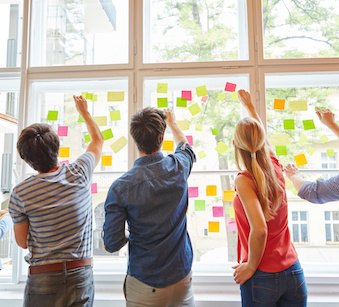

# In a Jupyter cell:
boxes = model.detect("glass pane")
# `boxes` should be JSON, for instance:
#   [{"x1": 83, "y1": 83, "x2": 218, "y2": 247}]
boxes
[
  {"x1": 333, "y1": 212, "x2": 339, "y2": 220},
  {"x1": 292, "y1": 224, "x2": 299, "y2": 242},
  {"x1": 334, "y1": 224, "x2": 339, "y2": 242},
  {"x1": 321, "y1": 153, "x2": 327, "y2": 161},
  {"x1": 0, "y1": 77, "x2": 20, "y2": 120},
  {"x1": 143, "y1": 74, "x2": 249, "y2": 171},
  {"x1": 262, "y1": 0, "x2": 339, "y2": 59},
  {"x1": 325, "y1": 224, "x2": 332, "y2": 241},
  {"x1": 292, "y1": 211, "x2": 298, "y2": 221},
  {"x1": 325, "y1": 211, "x2": 330, "y2": 221},
  {"x1": 28, "y1": 78, "x2": 129, "y2": 172},
  {"x1": 31, "y1": 0, "x2": 128, "y2": 66},
  {"x1": 300, "y1": 211, "x2": 307, "y2": 221},
  {"x1": 300, "y1": 224, "x2": 308, "y2": 242},
  {"x1": 0, "y1": 1, "x2": 23, "y2": 67},
  {"x1": 144, "y1": 0, "x2": 249, "y2": 63}
]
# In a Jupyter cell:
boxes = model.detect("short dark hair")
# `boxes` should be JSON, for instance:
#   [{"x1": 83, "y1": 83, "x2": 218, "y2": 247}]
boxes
[
  {"x1": 17, "y1": 123, "x2": 60, "y2": 173},
  {"x1": 130, "y1": 107, "x2": 167, "y2": 155}
]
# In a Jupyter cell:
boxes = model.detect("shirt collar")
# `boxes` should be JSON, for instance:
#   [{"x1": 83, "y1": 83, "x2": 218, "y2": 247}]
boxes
[{"x1": 134, "y1": 152, "x2": 164, "y2": 167}]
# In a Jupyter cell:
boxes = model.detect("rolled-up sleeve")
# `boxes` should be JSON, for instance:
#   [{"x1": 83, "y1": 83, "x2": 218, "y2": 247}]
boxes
[
  {"x1": 298, "y1": 175, "x2": 339, "y2": 204},
  {"x1": 174, "y1": 142, "x2": 196, "y2": 177}
]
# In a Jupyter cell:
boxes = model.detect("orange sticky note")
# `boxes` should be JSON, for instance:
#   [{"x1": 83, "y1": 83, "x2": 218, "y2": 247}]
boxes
[
  {"x1": 229, "y1": 206, "x2": 235, "y2": 218},
  {"x1": 208, "y1": 221, "x2": 219, "y2": 233},
  {"x1": 223, "y1": 190, "x2": 235, "y2": 201},
  {"x1": 206, "y1": 185, "x2": 217, "y2": 196},
  {"x1": 274, "y1": 99, "x2": 285, "y2": 110},
  {"x1": 101, "y1": 155, "x2": 112, "y2": 166},
  {"x1": 59, "y1": 147, "x2": 70, "y2": 158},
  {"x1": 294, "y1": 154, "x2": 307, "y2": 167},
  {"x1": 163, "y1": 140, "x2": 174, "y2": 151}
]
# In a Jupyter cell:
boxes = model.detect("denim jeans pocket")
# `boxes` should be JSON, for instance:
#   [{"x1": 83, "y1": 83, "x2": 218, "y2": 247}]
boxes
[
  {"x1": 26, "y1": 292, "x2": 56, "y2": 307},
  {"x1": 251, "y1": 271, "x2": 279, "y2": 304},
  {"x1": 292, "y1": 269, "x2": 307, "y2": 299}
]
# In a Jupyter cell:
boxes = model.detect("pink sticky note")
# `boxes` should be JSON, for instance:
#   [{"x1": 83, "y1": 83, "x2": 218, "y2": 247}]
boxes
[
  {"x1": 91, "y1": 183, "x2": 97, "y2": 194},
  {"x1": 186, "y1": 135, "x2": 193, "y2": 146},
  {"x1": 182, "y1": 90, "x2": 192, "y2": 101},
  {"x1": 225, "y1": 82, "x2": 237, "y2": 92},
  {"x1": 59, "y1": 160, "x2": 69, "y2": 165},
  {"x1": 212, "y1": 206, "x2": 224, "y2": 217},
  {"x1": 228, "y1": 221, "x2": 237, "y2": 232},
  {"x1": 188, "y1": 187, "x2": 199, "y2": 198},
  {"x1": 58, "y1": 126, "x2": 68, "y2": 137},
  {"x1": 201, "y1": 95, "x2": 208, "y2": 102}
]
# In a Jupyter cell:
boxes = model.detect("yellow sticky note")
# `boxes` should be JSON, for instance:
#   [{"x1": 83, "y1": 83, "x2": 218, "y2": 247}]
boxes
[
  {"x1": 196, "y1": 85, "x2": 208, "y2": 97},
  {"x1": 177, "y1": 120, "x2": 190, "y2": 131},
  {"x1": 188, "y1": 103, "x2": 201, "y2": 116},
  {"x1": 270, "y1": 134, "x2": 290, "y2": 146},
  {"x1": 285, "y1": 178, "x2": 292, "y2": 190},
  {"x1": 299, "y1": 136, "x2": 307, "y2": 144},
  {"x1": 320, "y1": 135, "x2": 329, "y2": 143},
  {"x1": 294, "y1": 154, "x2": 307, "y2": 167},
  {"x1": 59, "y1": 147, "x2": 70, "y2": 158},
  {"x1": 306, "y1": 146, "x2": 315, "y2": 156},
  {"x1": 107, "y1": 92, "x2": 125, "y2": 101},
  {"x1": 208, "y1": 221, "x2": 219, "y2": 233},
  {"x1": 206, "y1": 185, "x2": 217, "y2": 196},
  {"x1": 289, "y1": 100, "x2": 307, "y2": 111},
  {"x1": 110, "y1": 136, "x2": 128, "y2": 153},
  {"x1": 93, "y1": 116, "x2": 107, "y2": 126},
  {"x1": 196, "y1": 124, "x2": 203, "y2": 131},
  {"x1": 110, "y1": 110, "x2": 121, "y2": 121},
  {"x1": 163, "y1": 140, "x2": 174, "y2": 151},
  {"x1": 224, "y1": 190, "x2": 235, "y2": 201},
  {"x1": 229, "y1": 206, "x2": 235, "y2": 218},
  {"x1": 215, "y1": 141, "x2": 229, "y2": 155},
  {"x1": 274, "y1": 99, "x2": 285, "y2": 110},
  {"x1": 327, "y1": 149, "x2": 335, "y2": 157},
  {"x1": 101, "y1": 155, "x2": 112, "y2": 166},
  {"x1": 231, "y1": 92, "x2": 238, "y2": 100},
  {"x1": 198, "y1": 151, "x2": 206, "y2": 159},
  {"x1": 217, "y1": 93, "x2": 225, "y2": 101},
  {"x1": 157, "y1": 83, "x2": 168, "y2": 93}
]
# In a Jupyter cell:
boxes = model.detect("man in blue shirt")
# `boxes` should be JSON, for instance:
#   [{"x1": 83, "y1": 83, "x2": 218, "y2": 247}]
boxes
[{"x1": 103, "y1": 107, "x2": 196, "y2": 306}]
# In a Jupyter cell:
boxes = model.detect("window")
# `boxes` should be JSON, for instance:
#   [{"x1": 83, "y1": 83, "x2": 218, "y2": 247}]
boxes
[
  {"x1": 291, "y1": 211, "x2": 308, "y2": 243},
  {"x1": 325, "y1": 211, "x2": 339, "y2": 243},
  {"x1": 321, "y1": 152, "x2": 337, "y2": 180}
]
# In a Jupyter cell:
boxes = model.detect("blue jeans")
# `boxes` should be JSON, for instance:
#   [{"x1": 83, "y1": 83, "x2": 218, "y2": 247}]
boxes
[
  {"x1": 240, "y1": 259, "x2": 307, "y2": 306},
  {"x1": 24, "y1": 265, "x2": 94, "y2": 307}
]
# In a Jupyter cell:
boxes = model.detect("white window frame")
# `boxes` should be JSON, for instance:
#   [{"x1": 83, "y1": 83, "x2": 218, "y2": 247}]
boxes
[
  {"x1": 325, "y1": 211, "x2": 339, "y2": 244},
  {"x1": 291, "y1": 211, "x2": 309, "y2": 244}
]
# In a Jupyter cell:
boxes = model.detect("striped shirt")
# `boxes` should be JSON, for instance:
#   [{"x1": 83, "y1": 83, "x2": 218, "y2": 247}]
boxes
[{"x1": 9, "y1": 153, "x2": 95, "y2": 266}]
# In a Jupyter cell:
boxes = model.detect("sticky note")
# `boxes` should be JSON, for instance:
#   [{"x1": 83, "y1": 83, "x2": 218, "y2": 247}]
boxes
[
  {"x1": 157, "y1": 83, "x2": 168, "y2": 93},
  {"x1": 274, "y1": 99, "x2": 285, "y2": 110},
  {"x1": 284, "y1": 119, "x2": 295, "y2": 130},
  {"x1": 182, "y1": 91, "x2": 192, "y2": 101},
  {"x1": 188, "y1": 187, "x2": 199, "y2": 198},
  {"x1": 196, "y1": 124, "x2": 203, "y2": 131},
  {"x1": 86, "y1": 93, "x2": 93, "y2": 100},
  {"x1": 289, "y1": 100, "x2": 307, "y2": 111},
  {"x1": 201, "y1": 96, "x2": 208, "y2": 103},
  {"x1": 59, "y1": 160, "x2": 69, "y2": 165},
  {"x1": 196, "y1": 85, "x2": 208, "y2": 97},
  {"x1": 78, "y1": 114, "x2": 84, "y2": 123},
  {"x1": 320, "y1": 135, "x2": 329, "y2": 143},
  {"x1": 285, "y1": 178, "x2": 292, "y2": 190},
  {"x1": 57, "y1": 126, "x2": 68, "y2": 137},
  {"x1": 228, "y1": 221, "x2": 237, "y2": 232},
  {"x1": 327, "y1": 149, "x2": 335, "y2": 157},
  {"x1": 224, "y1": 190, "x2": 235, "y2": 201},
  {"x1": 110, "y1": 110, "x2": 121, "y2": 121},
  {"x1": 195, "y1": 200, "x2": 206, "y2": 211},
  {"x1": 91, "y1": 183, "x2": 97, "y2": 194},
  {"x1": 92, "y1": 95, "x2": 97, "y2": 101},
  {"x1": 306, "y1": 146, "x2": 315, "y2": 156},
  {"x1": 217, "y1": 93, "x2": 225, "y2": 101},
  {"x1": 276, "y1": 145, "x2": 287, "y2": 156},
  {"x1": 212, "y1": 128, "x2": 219, "y2": 135},
  {"x1": 163, "y1": 140, "x2": 174, "y2": 151},
  {"x1": 177, "y1": 120, "x2": 190, "y2": 131},
  {"x1": 59, "y1": 147, "x2": 70, "y2": 158},
  {"x1": 84, "y1": 134, "x2": 91, "y2": 143},
  {"x1": 101, "y1": 155, "x2": 112, "y2": 166},
  {"x1": 315, "y1": 106, "x2": 326, "y2": 110},
  {"x1": 270, "y1": 134, "x2": 290, "y2": 146},
  {"x1": 215, "y1": 141, "x2": 229, "y2": 155},
  {"x1": 110, "y1": 136, "x2": 128, "y2": 153},
  {"x1": 206, "y1": 185, "x2": 217, "y2": 196},
  {"x1": 102, "y1": 128, "x2": 113, "y2": 140},
  {"x1": 81, "y1": 92, "x2": 87, "y2": 97},
  {"x1": 177, "y1": 97, "x2": 187, "y2": 107},
  {"x1": 291, "y1": 187, "x2": 298, "y2": 195},
  {"x1": 157, "y1": 98, "x2": 168, "y2": 108},
  {"x1": 225, "y1": 82, "x2": 237, "y2": 92},
  {"x1": 93, "y1": 116, "x2": 107, "y2": 126},
  {"x1": 213, "y1": 206, "x2": 224, "y2": 217},
  {"x1": 294, "y1": 154, "x2": 307, "y2": 167},
  {"x1": 198, "y1": 151, "x2": 206, "y2": 159},
  {"x1": 188, "y1": 103, "x2": 201, "y2": 116},
  {"x1": 47, "y1": 111, "x2": 58, "y2": 121},
  {"x1": 107, "y1": 92, "x2": 125, "y2": 101},
  {"x1": 229, "y1": 206, "x2": 235, "y2": 218},
  {"x1": 208, "y1": 221, "x2": 219, "y2": 232},
  {"x1": 299, "y1": 136, "x2": 307, "y2": 143},
  {"x1": 303, "y1": 119, "x2": 315, "y2": 130},
  {"x1": 231, "y1": 92, "x2": 238, "y2": 100},
  {"x1": 186, "y1": 135, "x2": 193, "y2": 146}
]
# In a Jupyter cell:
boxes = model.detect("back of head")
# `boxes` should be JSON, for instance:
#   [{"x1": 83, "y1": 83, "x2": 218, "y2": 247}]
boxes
[
  {"x1": 130, "y1": 107, "x2": 167, "y2": 155},
  {"x1": 17, "y1": 123, "x2": 60, "y2": 173}
]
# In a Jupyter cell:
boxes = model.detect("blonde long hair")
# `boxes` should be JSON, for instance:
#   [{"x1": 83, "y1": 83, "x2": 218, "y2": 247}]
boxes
[{"x1": 234, "y1": 117, "x2": 284, "y2": 221}]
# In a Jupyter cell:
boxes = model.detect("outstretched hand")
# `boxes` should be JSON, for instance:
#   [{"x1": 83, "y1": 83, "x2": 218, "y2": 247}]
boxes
[
  {"x1": 284, "y1": 163, "x2": 300, "y2": 180},
  {"x1": 163, "y1": 108, "x2": 176, "y2": 127},
  {"x1": 316, "y1": 108, "x2": 336, "y2": 128},
  {"x1": 238, "y1": 90, "x2": 254, "y2": 109},
  {"x1": 73, "y1": 95, "x2": 89, "y2": 116}
]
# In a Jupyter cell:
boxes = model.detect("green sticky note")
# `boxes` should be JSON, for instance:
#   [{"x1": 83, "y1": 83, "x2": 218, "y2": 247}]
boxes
[
  {"x1": 176, "y1": 97, "x2": 187, "y2": 107},
  {"x1": 284, "y1": 119, "x2": 295, "y2": 130},
  {"x1": 315, "y1": 107, "x2": 326, "y2": 110},
  {"x1": 110, "y1": 136, "x2": 128, "y2": 153},
  {"x1": 157, "y1": 83, "x2": 168, "y2": 93},
  {"x1": 212, "y1": 128, "x2": 219, "y2": 136},
  {"x1": 276, "y1": 145, "x2": 287, "y2": 156},
  {"x1": 78, "y1": 114, "x2": 85, "y2": 123},
  {"x1": 231, "y1": 92, "x2": 238, "y2": 100},
  {"x1": 84, "y1": 134, "x2": 91, "y2": 143},
  {"x1": 102, "y1": 129, "x2": 113, "y2": 140},
  {"x1": 188, "y1": 103, "x2": 201, "y2": 116},
  {"x1": 306, "y1": 146, "x2": 315, "y2": 156},
  {"x1": 92, "y1": 95, "x2": 97, "y2": 102},
  {"x1": 198, "y1": 151, "x2": 206, "y2": 159},
  {"x1": 303, "y1": 119, "x2": 315, "y2": 130},
  {"x1": 93, "y1": 116, "x2": 107, "y2": 126},
  {"x1": 86, "y1": 93, "x2": 93, "y2": 100},
  {"x1": 289, "y1": 100, "x2": 307, "y2": 111},
  {"x1": 327, "y1": 149, "x2": 335, "y2": 157},
  {"x1": 270, "y1": 134, "x2": 290, "y2": 145},
  {"x1": 217, "y1": 93, "x2": 225, "y2": 101},
  {"x1": 81, "y1": 92, "x2": 87, "y2": 97},
  {"x1": 107, "y1": 92, "x2": 125, "y2": 101},
  {"x1": 196, "y1": 85, "x2": 208, "y2": 97},
  {"x1": 110, "y1": 110, "x2": 121, "y2": 121},
  {"x1": 291, "y1": 187, "x2": 298, "y2": 195},
  {"x1": 196, "y1": 124, "x2": 203, "y2": 131},
  {"x1": 47, "y1": 111, "x2": 58, "y2": 121},
  {"x1": 299, "y1": 136, "x2": 307, "y2": 143},
  {"x1": 194, "y1": 200, "x2": 206, "y2": 211},
  {"x1": 157, "y1": 98, "x2": 168, "y2": 108},
  {"x1": 215, "y1": 141, "x2": 229, "y2": 155},
  {"x1": 320, "y1": 135, "x2": 329, "y2": 143}
]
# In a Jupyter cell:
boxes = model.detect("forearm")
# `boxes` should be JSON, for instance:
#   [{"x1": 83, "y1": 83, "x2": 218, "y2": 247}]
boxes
[
  {"x1": 247, "y1": 229, "x2": 267, "y2": 271},
  {"x1": 288, "y1": 174, "x2": 305, "y2": 191},
  {"x1": 82, "y1": 111, "x2": 104, "y2": 144},
  {"x1": 168, "y1": 123, "x2": 187, "y2": 145},
  {"x1": 327, "y1": 122, "x2": 339, "y2": 139}
]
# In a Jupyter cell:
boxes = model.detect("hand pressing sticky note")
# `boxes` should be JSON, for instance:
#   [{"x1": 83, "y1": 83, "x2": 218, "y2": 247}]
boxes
[
  {"x1": 284, "y1": 119, "x2": 295, "y2": 130},
  {"x1": 110, "y1": 136, "x2": 128, "y2": 153},
  {"x1": 157, "y1": 83, "x2": 168, "y2": 94},
  {"x1": 274, "y1": 99, "x2": 285, "y2": 110},
  {"x1": 176, "y1": 97, "x2": 187, "y2": 107},
  {"x1": 224, "y1": 190, "x2": 235, "y2": 202},
  {"x1": 59, "y1": 147, "x2": 70, "y2": 158},
  {"x1": 299, "y1": 136, "x2": 307, "y2": 143},
  {"x1": 101, "y1": 155, "x2": 112, "y2": 166},
  {"x1": 196, "y1": 124, "x2": 203, "y2": 131},
  {"x1": 47, "y1": 111, "x2": 58, "y2": 121},
  {"x1": 306, "y1": 146, "x2": 315, "y2": 156},
  {"x1": 57, "y1": 126, "x2": 68, "y2": 137},
  {"x1": 231, "y1": 92, "x2": 238, "y2": 100},
  {"x1": 91, "y1": 183, "x2": 97, "y2": 194},
  {"x1": 294, "y1": 154, "x2": 307, "y2": 167},
  {"x1": 194, "y1": 200, "x2": 205, "y2": 211},
  {"x1": 289, "y1": 100, "x2": 307, "y2": 111},
  {"x1": 84, "y1": 134, "x2": 91, "y2": 143},
  {"x1": 225, "y1": 82, "x2": 237, "y2": 92},
  {"x1": 215, "y1": 141, "x2": 229, "y2": 155},
  {"x1": 93, "y1": 116, "x2": 107, "y2": 126},
  {"x1": 208, "y1": 221, "x2": 219, "y2": 233},
  {"x1": 229, "y1": 206, "x2": 235, "y2": 218},
  {"x1": 196, "y1": 85, "x2": 207, "y2": 97},
  {"x1": 320, "y1": 135, "x2": 329, "y2": 143},
  {"x1": 188, "y1": 103, "x2": 201, "y2": 116},
  {"x1": 276, "y1": 145, "x2": 287, "y2": 156},
  {"x1": 162, "y1": 140, "x2": 173, "y2": 151},
  {"x1": 182, "y1": 90, "x2": 192, "y2": 101},
  {"x1": 102, "y1": 128, "x2": 113, "y2": 141},
  {"x1": 188, "y1": 187, "x2": 198, "y2": 198},
  {"x1": 327, "y1": 149, "x2": 335, "y2": 157},
  {"x1": 270, "y1": 134, "x2": 290, "y2": 146},
  {"x1": 157, "y1": 98, "x2": 168, "y2": 108},
  {"x1": 107, "y1": 92, "x2": 125, "y2": 101},
  {"x1": 212, "y1": 206, "x2": 224, "y2": 217},
  {"x1": 198, "y1": 151, "x2": 206, "y2": 159},
  {"x1": 206, "y1": 185, "x2": 217, "y2": 196},
  {"x1": 217, "y1": 93, "x2": 225, "y2": 101},
  {"x1": 212, "y1": 128, "x2": 219, "y2": 136},
  {"x1": 110, "y1": 110, "x2": 121, "y2": 121},
  {"x1": 177, "y1": 120, "x2": 190, "y2": 131},
  {"x1": 303, "y1": 119, "x2": 315, "y2": 130},
  {"x1": 186, "y1": 135, "x2": 193, "y2": 146}
]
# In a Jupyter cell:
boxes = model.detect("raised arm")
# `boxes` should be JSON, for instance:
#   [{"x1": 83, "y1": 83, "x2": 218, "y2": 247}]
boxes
[
  {"x1": 73, "y1": 95, "x2": 104, "y2": 166},
  {"x1": 163, "y1": 108, "x2": 188, "y2": 145},
  {"x1": 316, "y1": 108, "x2": 339, "y2": 139},
  {"x1": 285, "y1": 164, "x2": 305, "y2": 191}
]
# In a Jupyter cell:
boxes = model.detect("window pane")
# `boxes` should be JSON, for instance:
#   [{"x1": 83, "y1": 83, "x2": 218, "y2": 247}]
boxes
[
  {"x1": 300, "y1": 224, "x2": 308, "y2": 242},
  {"x1": 325, "y1": 224, "x2": 332, "y2": 241},
  {"x1": 262, "y1": 0, "x2": 339, "y2": 59},
  {"x1": 0, "y1": 2, "x2": 23, "y2": 67},
  {"x1": 31, "y1": 0, "x2": 128, "y2": 66},
  {"x1": 300, "y1": 211, "x2": 307, "y2": 221},
  {"x1": 332, "y1": 212, "x2": 339, "y2": 221},
  {"x1": 334, "y1": 224, "x2": 339, "y2": 242},
  {"x1": 292, "y1": 211, "x2": 298, "y2": 221},
  {"x1": 292, "y1": 224, "x2": 299, "y2": 242},
  {"x1": 325, "y1": 211, "x2": 330, "y2": 221},
  {"x1": 143, "y1": 0, "x2": 248, "y2": 63}
]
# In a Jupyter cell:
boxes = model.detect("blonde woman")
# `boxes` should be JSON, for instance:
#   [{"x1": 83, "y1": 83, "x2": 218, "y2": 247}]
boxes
[{"x1": 232, "y1": 90, "x2": 307, "y2": 306}]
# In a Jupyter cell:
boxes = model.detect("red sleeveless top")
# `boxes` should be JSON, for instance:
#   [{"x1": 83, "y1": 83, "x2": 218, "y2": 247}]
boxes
[{"x1": 233, "y1": 156, "x2": 298, "y2": 272}]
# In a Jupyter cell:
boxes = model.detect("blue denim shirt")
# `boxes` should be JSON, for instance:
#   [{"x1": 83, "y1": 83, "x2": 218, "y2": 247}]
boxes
[{"x1": 103, "y1": 142, "x2": 196, "y2": 288}]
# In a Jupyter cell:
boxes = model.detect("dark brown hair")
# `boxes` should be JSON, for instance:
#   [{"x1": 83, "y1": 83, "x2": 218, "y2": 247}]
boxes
[
  {"x1": 17, "y1": 123, "x2": 60, "y2": 173},
  {"x1": 130, "y1": 107, "x2": 167, "y2": 154}
]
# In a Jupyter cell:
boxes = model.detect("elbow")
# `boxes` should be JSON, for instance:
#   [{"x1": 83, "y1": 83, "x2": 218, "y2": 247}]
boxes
[
  {"x1": 103, "y1": 237, "x2": 128, "y2": 253},
  {"x1": 253, "y1": 225, "x2": 268, "y2": 242},
  {"x1": 16, "y1": 240, "x2": 27, "y2": 249}
]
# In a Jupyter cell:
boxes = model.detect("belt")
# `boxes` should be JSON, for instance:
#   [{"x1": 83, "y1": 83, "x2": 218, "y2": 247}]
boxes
[{"x1": 29, "y1": 258, "x2": 93, "y2": 275}]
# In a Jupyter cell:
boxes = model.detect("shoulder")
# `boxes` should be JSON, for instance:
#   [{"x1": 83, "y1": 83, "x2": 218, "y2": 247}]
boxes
[{"x1": 235, "y1": 173, "x2": 256, "y2": 190}]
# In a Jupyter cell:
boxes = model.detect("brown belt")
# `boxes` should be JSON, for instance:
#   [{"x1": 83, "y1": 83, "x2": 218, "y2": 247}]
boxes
[{"x1": 29, "y1": 258, "x2": 93, "y2": 275}]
